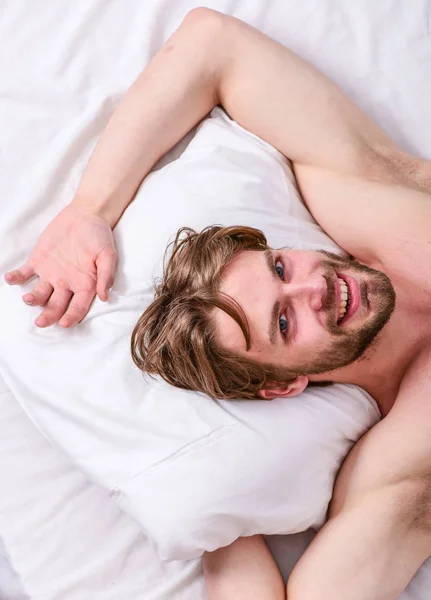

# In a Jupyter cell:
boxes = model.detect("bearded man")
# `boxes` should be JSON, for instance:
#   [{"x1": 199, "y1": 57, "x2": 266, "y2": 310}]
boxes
[{"x1": 6, "y1": 9, "x2": 431, "y2": 599}]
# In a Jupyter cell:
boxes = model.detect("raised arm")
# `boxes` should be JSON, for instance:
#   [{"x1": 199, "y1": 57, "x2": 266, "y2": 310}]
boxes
[
  {"x1": 203, "y1": 497, "x2": 431, "y2": 600},
  {"x1": 4, "y1": 8, "x2": 222, "y2": 327},
  {"x1": 55, "y1": 7, "x2": 429, "y2": 227},
  {"x1": 286, "y1": 419, "x2": 431, "y2": 597},
  {"x1": 211, "y1": 11, "x2": 431, "y2": 270},
  {"x1": 7, "y1": 7, "x2": 429, "y2": 326}
]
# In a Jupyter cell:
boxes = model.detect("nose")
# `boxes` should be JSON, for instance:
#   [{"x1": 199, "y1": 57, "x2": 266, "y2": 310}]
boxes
[{"x1": 282, "y1": 275, "x2": 326, "y2": 312}]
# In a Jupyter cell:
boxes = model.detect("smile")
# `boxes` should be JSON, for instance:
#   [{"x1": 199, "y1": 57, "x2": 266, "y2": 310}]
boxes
[
  {"x1": 337, "y1": 277, "x2": 350, "y2": 322},
  {"x1": 335, "y1": 273, "x2": 362, "y2": 326}
]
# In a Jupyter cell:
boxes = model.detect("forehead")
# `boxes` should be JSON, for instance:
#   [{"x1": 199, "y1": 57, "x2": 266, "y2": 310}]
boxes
[
  {"x1": 214, "y1": 250, "x2": 269, "y2": 355},
  {"x1": 213, "y1": 247, "x2": 333, "y2": 357},
  {"x1": 221, "y1": 250, "x2": 270, "y2": 297}
]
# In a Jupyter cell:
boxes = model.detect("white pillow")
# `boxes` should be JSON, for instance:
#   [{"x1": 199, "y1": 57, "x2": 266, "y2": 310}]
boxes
[
  {"x1": 0, "y1": 374, "x2": 206, "y2": 599},
  {"x1": 0, "y1": 108, "x2": 379, "y2": 560}
]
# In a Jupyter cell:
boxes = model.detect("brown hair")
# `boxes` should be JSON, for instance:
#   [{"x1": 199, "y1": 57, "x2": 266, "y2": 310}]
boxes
[{"x1": 131, "y1": 225, "x2": 299, "y2": 399}]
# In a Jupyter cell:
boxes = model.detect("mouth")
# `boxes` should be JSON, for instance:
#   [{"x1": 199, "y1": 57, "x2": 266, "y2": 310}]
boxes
[
  {"x1": 335, "y1": 274, "x2": 360, "y2": 326},
  {"x1": 336, "y1": 277, "x2": 350, "y2": 323}
]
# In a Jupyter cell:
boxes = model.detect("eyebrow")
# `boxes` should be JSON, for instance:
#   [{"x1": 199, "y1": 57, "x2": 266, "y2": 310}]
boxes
[{"x1": 264, "y1": 250, "x2": 281, "y2": 348}]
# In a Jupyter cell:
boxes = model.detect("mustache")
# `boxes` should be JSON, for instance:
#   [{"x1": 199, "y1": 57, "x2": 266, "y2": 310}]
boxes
[
  {"x1": 322, "y1": 270, "x2": 341, "y2": 333},
  {"x1": 322, "y1": 271, "x2": 336, "y2": 312}
]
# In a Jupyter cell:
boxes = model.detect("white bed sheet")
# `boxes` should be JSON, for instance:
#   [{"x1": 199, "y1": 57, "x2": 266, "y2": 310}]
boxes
[
  {"x1": 0, "y1": 373, "x2": 206, "y2": 600},
  {"x1": 1, "y1": 0, "x2": 431, "y2": 598},
  {"x1": 0, "y1": 370, "x2": 316, "y2": 599}
]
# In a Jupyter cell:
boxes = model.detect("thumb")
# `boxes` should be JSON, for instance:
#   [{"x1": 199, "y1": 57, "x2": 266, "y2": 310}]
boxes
[{"x1": 96, "y1": 246, "x2": 118, "y2": 302}]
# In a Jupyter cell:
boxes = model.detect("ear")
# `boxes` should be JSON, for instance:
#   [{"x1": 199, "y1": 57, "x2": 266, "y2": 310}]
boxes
[{"x1": 258, "y1": 376, "x2": 309, "y2": 400}]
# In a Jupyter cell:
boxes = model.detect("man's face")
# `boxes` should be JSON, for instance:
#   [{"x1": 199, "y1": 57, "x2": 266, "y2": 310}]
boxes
[{"x1": 214, "y1": 248, "x2": 396, "y2": 377}]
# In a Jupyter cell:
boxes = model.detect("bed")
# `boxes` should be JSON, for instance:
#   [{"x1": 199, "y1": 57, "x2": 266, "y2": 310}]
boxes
[{"x1": 1, "y1": 1, "x2": 431, "y2": 598}]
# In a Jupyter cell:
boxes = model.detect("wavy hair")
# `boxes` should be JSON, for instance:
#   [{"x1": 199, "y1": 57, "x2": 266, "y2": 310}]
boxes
[{"x1": 131, "y1": 225, "x2": 299, "y2": 399}]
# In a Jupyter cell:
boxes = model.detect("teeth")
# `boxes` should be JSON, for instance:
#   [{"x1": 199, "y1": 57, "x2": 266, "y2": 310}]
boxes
[{"x1": 337, "y1": 277, "x2": 350, "y2": 322}]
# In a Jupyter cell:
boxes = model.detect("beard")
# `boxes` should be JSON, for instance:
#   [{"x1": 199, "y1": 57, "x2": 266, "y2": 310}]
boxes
[{"x1": 293, "y1": 250, "x2": 396, "y2": 376}]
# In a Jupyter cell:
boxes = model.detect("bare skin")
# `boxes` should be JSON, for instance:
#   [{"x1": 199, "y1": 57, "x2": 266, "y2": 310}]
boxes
[{"x1": 5, "y1": 8, "x2": 431, "y2": 599}]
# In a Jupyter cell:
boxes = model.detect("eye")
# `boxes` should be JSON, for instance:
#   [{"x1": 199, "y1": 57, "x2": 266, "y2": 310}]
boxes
[
  {"x1": 275, "y1": 259, "x2": 284, "y2": 279},
  {"x1": 279, "y1": 313, "x2": 288, "y2": 337}
]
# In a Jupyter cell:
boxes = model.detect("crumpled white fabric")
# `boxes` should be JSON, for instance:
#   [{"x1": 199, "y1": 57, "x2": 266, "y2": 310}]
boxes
[
  {"x1": 1, "y1": 0, "x2": 430, "y2": 598},
  {"x1": 0, "y1": 107, "x2": 380, "y2": 561}
]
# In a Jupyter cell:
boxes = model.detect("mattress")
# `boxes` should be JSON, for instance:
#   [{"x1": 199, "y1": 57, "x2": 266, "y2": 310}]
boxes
[{"x1": 1, "y1": 0, "x2": 430, "y2": 598}]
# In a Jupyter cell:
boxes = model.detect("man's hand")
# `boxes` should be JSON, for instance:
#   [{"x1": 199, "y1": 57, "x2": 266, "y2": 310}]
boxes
[
  {"x1": 4, "y1": 204, "x2": 117, "y2": 328},
  {"x1": 3, "y1": 8, "x2": 219, "y2": 329}
]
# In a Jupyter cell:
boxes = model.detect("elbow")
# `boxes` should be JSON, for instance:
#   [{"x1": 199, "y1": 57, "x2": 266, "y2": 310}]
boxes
[
  {"x1": 180, "y1": 7, "x2": 227, "y2": 103},
  {"x1": 181, "y1": 7, "x2": 227, "y2": 41},
  {"x1": 182, "y1": 6, "x2": 225, "y2": 24}
]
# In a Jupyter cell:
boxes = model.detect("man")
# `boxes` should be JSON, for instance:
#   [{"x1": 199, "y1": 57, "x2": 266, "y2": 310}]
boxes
[
  {"x1": 5, "y1": 8, "x2": 431, "y2": 598},
  {"x1": 130, "y1": 224, "x2": 397, "y2": 402}
]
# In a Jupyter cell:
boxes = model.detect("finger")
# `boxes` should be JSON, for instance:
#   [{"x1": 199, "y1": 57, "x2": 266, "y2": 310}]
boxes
[
  {"x1": 5, "y1": 263, "x2": 35, "y2": 285},
  {"x1": 22, "y1": 281, "x2": 54, "y2": 307},
  {"x1": 96, "y1": 247, "x2": 117, "y2": 302},
  {"x1": 34, "y1": 288, "x2": 73, "y2": 328},
  {"x1": 58, "y1": 291, "x2": 95, "y2": 328}
]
